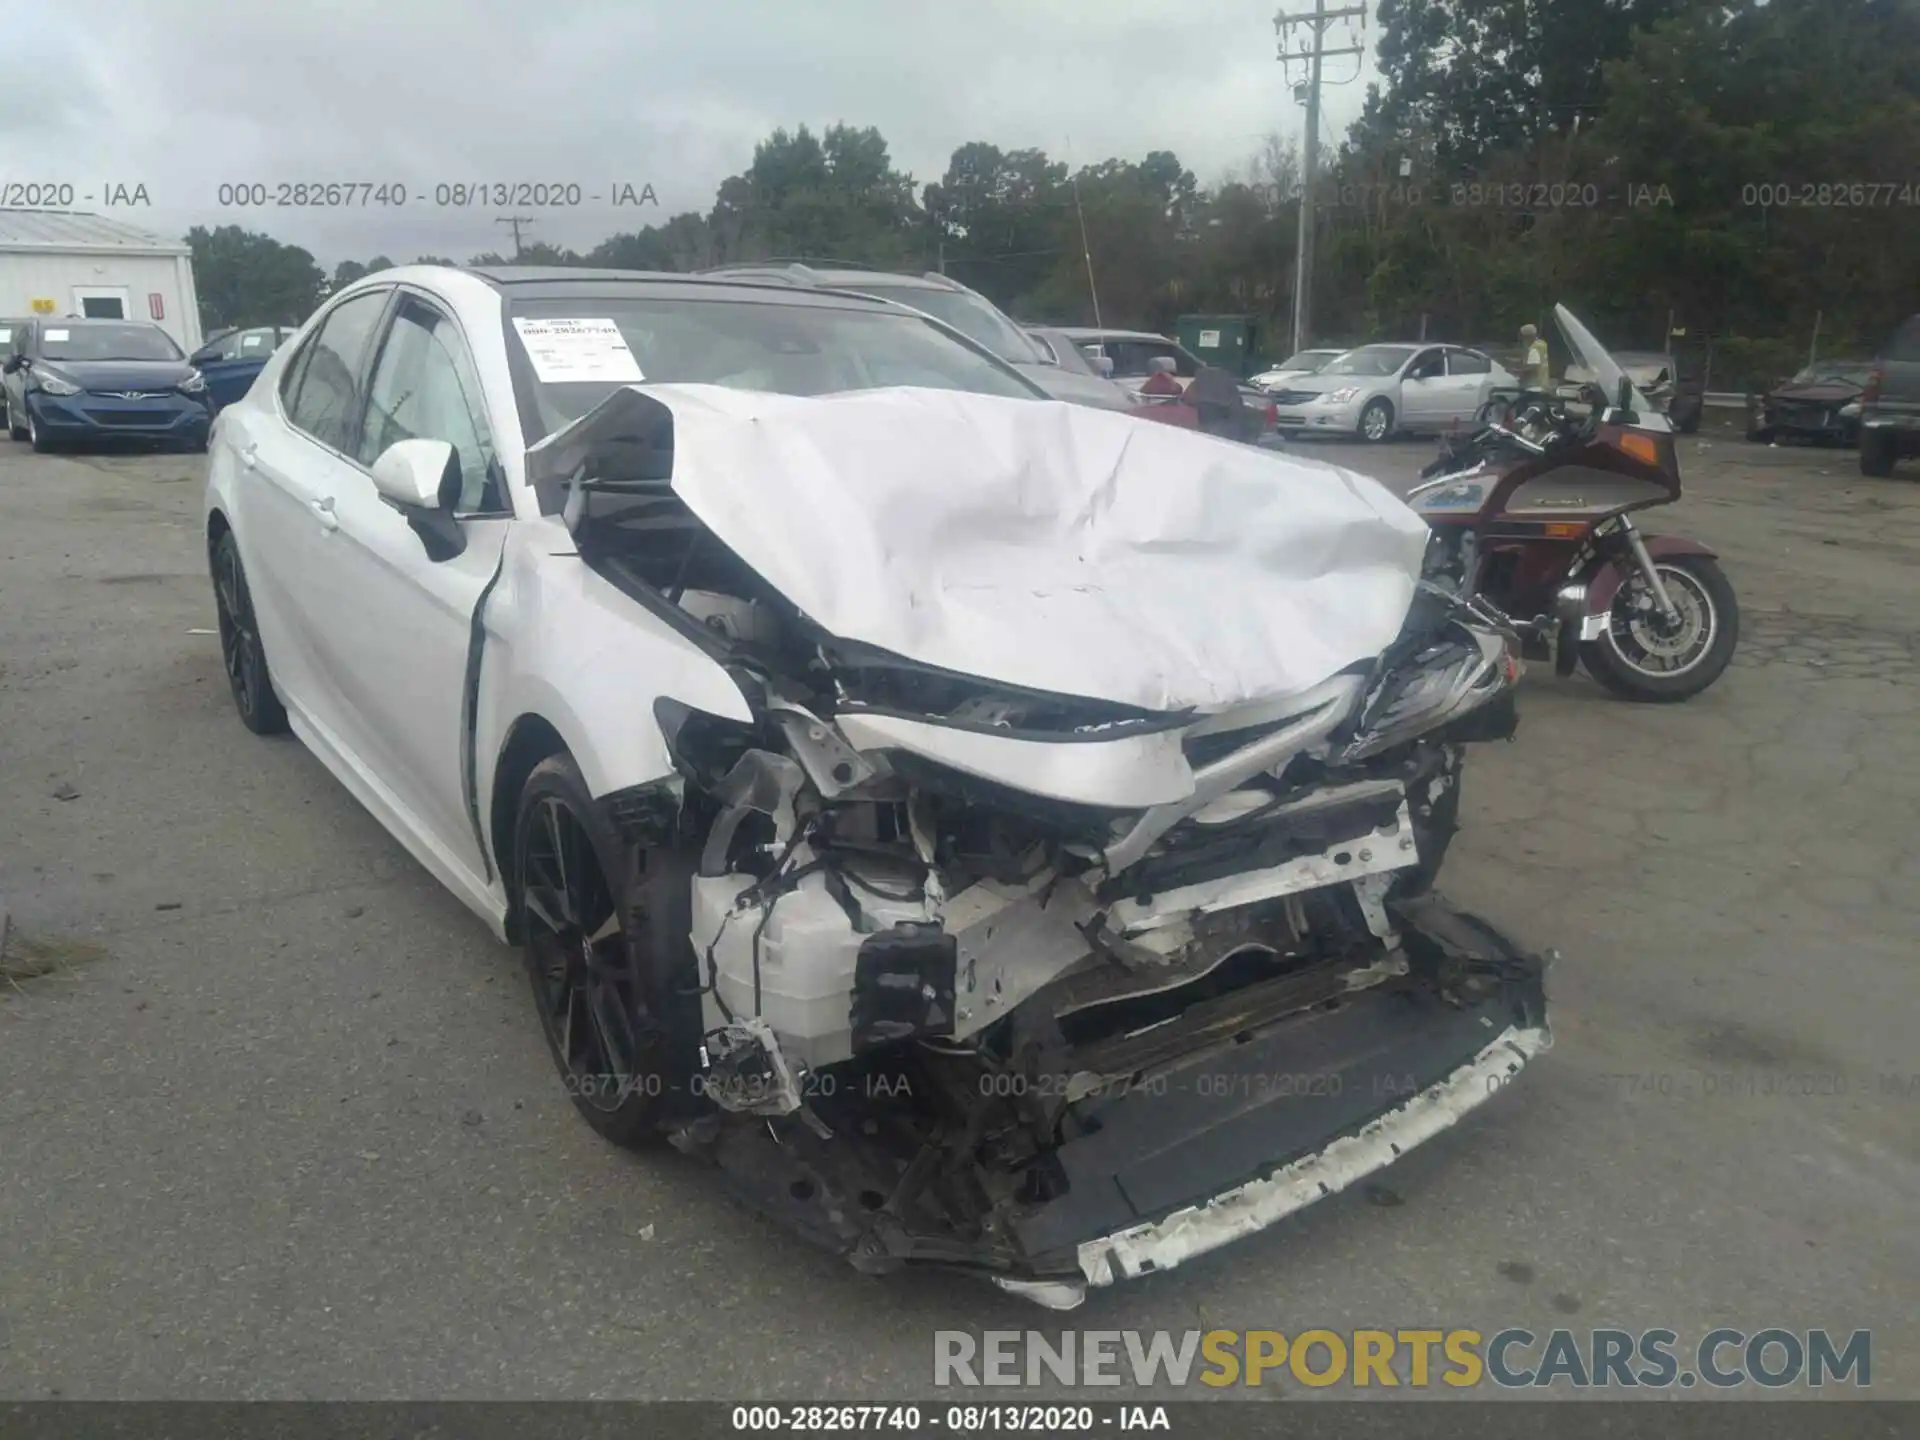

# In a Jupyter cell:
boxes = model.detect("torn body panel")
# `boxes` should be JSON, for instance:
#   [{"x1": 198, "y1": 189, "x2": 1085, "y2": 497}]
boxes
[
  {"x1": 470, "y1": 518, "x2": 756, "y2": 890},
  {"x1": 1061, "y1": 1019, "x2": 1552, "y2": 1305},
  {"x1": 832, "y1": 711, "x2": 1196, "y2": 809}
]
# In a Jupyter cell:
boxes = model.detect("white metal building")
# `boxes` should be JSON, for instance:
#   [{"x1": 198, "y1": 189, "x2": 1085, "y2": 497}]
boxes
[{"x1": 0, "y1": 210, "x2": 203, "y2": 353}]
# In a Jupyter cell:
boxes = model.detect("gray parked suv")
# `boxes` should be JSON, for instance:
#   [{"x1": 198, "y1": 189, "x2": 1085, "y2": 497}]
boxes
[
  {"x1": 1860, "y1": 313, "x2": 1920, "y2": 477},
  {"x1": 699, "y1": 264, "x2": 1136, "y2": 412}
]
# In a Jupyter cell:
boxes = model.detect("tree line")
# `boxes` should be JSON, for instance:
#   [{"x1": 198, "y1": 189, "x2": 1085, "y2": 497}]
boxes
[{"x1": 188, "y1": 0, "x2": 1918, "y2": 389}]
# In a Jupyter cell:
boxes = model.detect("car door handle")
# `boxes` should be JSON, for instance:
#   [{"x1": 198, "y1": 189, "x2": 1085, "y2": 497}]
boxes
[
  {"x1": 310, "y1": 496, "x2": 339, "y2": 532},
  {"x1": 241, "y1": 441, "x2": 259, "y2": 470}
]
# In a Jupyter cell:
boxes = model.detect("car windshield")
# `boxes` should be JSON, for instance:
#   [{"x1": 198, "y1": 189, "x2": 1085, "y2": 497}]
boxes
[
  {"x1": 1276, "y1": 350, "x2": 1339, "y2": 372},
  {"x1": 1028, "y1": 330, "x2": 1099, "y2": 377},
  {"x1": 1319, "y1": 345, "x2": 1414, "y2": 377},
  {"x1": 509, "y1": 295, "x2": 1042, "y2": 434},
  {"x1": 39, "y1": 323, "x2": 183, "y2": 362},
  {"x1": 847, "y1": 283, "x2": 1048, "y2": 364}
]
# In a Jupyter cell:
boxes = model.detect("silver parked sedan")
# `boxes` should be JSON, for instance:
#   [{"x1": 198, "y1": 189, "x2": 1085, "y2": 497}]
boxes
[
  {"x1": 1248, "y1": 347, "x2": 1345, "y2": 393},
  {"x1": 1266, "y1": 343, "x2": 1518, "y2": 442}
]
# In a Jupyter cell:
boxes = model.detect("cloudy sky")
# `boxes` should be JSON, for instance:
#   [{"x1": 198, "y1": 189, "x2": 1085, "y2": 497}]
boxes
[{"x1": 13, "y1": 0, "x2": 1380, "y2": 267}]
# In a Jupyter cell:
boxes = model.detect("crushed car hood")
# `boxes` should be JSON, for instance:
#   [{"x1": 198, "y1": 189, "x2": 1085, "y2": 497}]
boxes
[
  {"x1": 537, "y1": 384, "x2": 1431, "y2": 714},
  {"x1": 1767, "y1": 380, "x2": 1864, "y2": 402}
]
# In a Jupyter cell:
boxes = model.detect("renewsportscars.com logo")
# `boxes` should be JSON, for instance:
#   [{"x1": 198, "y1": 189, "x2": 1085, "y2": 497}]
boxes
[{"x1": 933, "y1": 1328, "x2": 1872, "y2": 1391}]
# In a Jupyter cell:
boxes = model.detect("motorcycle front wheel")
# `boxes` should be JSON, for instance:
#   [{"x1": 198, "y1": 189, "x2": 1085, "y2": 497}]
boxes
[{"x1": 1580, "y1": 555, "x2": 1740, "y2": 702}]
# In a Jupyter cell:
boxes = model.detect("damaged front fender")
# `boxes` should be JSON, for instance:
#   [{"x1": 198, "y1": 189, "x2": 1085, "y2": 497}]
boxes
[{"x1": 475, "y1": 519, "x2": 756, "y2": 815}]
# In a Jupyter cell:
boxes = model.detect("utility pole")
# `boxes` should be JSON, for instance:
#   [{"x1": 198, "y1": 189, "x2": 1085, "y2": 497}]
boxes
[
  {"x1": 496, "y1": 214, "x2": 536, "y2": 259},
  {"x1": 1275, "y1": 0, "x2": 1366, "y2": 354}
]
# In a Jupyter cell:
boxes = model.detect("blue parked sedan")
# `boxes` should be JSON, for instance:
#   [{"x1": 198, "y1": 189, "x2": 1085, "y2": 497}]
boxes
[
  {"x1": 3, "y1": 318, "x2": 213, "y2": 453},
  {"x1": 190, "y1": 325, "x2": 300, "y2": 411}
]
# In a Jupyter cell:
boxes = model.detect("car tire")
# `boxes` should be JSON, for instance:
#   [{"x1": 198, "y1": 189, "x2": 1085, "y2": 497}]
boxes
[
  {"x1": 1359, "y1": 398, "x2": 1394, "y2": 443},
  {"x1": 6, "y1": 398, "x2": 25, "y2": 442},
  {"x1": 210, "y1": 530, "x2": 290, "y2": 734},
  {"x1": 514, "y1": 753, "x2": 706, "y2": 1150},
  {"x1": 1859, "y1": 430, "x2": 1898, "y2": 477},
  {"x1": 26, "y1": 407, "x2": 55, "y2": 453}
]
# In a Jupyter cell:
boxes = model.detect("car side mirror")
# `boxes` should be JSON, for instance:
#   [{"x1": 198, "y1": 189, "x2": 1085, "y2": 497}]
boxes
[
  {"x1": 1092, "y1": 354, "x2": 1114, "y2": 379},
  {"x1": 370, "y1": 438, "x2": 458, "y2": 511},
  {"x1": 370, "y1": 439, "x2": 466, "y2": 560},
  {"x1": 3, "y1": 354, "x2": 24, "y2": 374}
]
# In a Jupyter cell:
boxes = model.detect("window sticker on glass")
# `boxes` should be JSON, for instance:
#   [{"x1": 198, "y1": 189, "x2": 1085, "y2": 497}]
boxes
[
  {"x1": 46, "y1": 328, "x2": 70, "y2": 341},
  {"x1": 0, "y1": 329, "x2": 11, "y2": 343},
  {"x1": 510, "y1": 317, "x2": 645, "y2": 384}
]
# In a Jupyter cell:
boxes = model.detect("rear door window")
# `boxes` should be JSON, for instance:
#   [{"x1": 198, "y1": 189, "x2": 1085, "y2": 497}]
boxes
[
  {"x1": 1887, "y1": 316, "x2": 1920, "y2": 361},
  {"x1": 1159, "y1": 344, "x2": 1199, "y2": 378}
]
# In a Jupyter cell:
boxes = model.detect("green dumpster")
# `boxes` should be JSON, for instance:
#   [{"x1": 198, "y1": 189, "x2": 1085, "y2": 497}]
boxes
[{"x1": 1176, "y1": 314, "x2": 1254, "y2": 376}]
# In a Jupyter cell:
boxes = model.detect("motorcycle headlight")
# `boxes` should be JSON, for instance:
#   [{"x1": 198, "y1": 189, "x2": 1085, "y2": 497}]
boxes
[
  {"x1": 178, "y1": 369, "x2": 207, "y2": 394},
  {"x1": 37, "y1": 373, "x2": 81, "y2": 396},
  {"x1": 1320, "y1": 387, "x2": 1359, "y2": 404}
]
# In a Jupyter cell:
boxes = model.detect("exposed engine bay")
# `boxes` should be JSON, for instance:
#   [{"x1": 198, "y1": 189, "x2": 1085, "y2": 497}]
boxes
[{"x1": 527, "y1": 384, "x2": 1552, "y2": 1305}]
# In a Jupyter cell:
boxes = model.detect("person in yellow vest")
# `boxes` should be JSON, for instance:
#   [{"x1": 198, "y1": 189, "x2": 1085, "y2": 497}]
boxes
[{"x1": 1518, "y1": 323, "x2": 1551, "y2": 392}]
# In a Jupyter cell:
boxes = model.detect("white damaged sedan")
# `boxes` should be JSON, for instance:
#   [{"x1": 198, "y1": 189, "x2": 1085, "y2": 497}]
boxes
[{"x1": 204, "y1": 265, "x2": 1549, "y2": 1307}]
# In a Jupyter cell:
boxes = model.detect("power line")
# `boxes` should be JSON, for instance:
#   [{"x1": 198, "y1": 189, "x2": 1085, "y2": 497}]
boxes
[{"x1": 1275, "y1": 0, "x2": 1367, "y2": 354}]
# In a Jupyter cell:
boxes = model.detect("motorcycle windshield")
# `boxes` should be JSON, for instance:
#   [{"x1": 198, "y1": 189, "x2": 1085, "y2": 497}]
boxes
[{"x1": 1554, "y1": 304, "x2": 1672, "y2": 434}]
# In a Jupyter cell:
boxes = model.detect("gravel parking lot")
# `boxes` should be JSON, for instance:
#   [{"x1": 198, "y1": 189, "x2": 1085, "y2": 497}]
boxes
[{"x1": 2, "y1": 421, "x2": 1916, "y2": 1400}]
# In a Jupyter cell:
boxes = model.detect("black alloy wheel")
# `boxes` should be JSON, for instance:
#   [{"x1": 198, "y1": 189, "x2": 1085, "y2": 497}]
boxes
[
  {"x1": 514, "y1": 754, "x2": 704, "y2": 1147},
  {"x1": 211, "y1": 531, "x2": 289, "y2": 734}
]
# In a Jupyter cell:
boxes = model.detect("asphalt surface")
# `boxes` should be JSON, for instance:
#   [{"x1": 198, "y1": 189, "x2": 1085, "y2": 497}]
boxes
[{"x1": 1, "y1": 420, "x2": 1916, "y2": 1400}]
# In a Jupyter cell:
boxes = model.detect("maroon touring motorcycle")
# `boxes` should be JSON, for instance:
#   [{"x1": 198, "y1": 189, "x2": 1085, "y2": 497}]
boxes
[{"x1": 1406, "y1": 305, "x2": 1739, "y2": 703}]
